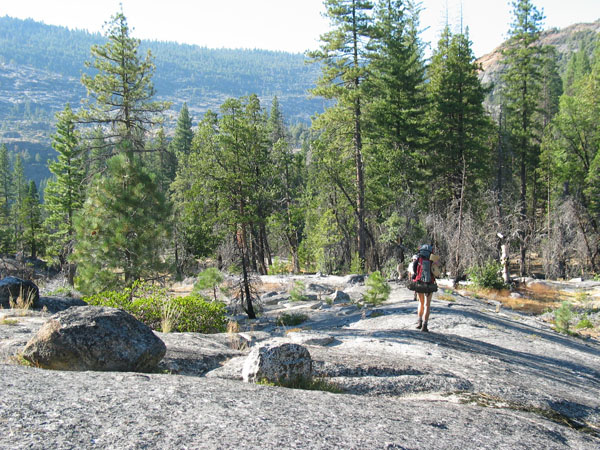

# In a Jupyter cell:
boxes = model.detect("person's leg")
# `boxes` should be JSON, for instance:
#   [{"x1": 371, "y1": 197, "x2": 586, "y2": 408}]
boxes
[
  {"x1": 416, "y1": 292, "x2": 425, "y2": 329},
  {"x1": 421, "y1": 292, "x2": 433, "y2": 332}
]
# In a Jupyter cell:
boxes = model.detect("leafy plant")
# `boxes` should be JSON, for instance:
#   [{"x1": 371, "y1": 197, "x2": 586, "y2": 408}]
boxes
[
  {"x1": 553, "y1": 301, "x2": 574, "y2": 333},
  {"x1": 277, "y1": 312, "x2": 308, "y2": 327},
  {"x1": 363, "y1": 271, "x2": 390, "y2": 306},
  {"x1": 84, "y1": 281, "x2": 227, "y2": 333},
  {"x1": 467, "y1": 260, "x2": 506, "y2": 290},
  {"x1": 268, "y1": 257, "x2": 289, "y2": 275},
  {"x1": 575, "y1": 315, "x2": 594, "y2": 330},
  {"x1": 289, "y1": 280, "x2": 307, "y2": 302},
  {"x1": 193, "y1": 267, "x2": 225, "y2": 301}
]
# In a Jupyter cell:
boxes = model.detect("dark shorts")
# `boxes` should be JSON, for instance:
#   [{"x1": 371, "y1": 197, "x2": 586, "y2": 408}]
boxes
[{"x1": 407, "y1": 281, "x2": 438, "y2": 294}]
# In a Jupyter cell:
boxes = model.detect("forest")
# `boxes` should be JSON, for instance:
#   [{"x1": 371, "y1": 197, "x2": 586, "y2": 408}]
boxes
[{"x1": 0, "y1": 0, "x2": 599, "y2": 317}]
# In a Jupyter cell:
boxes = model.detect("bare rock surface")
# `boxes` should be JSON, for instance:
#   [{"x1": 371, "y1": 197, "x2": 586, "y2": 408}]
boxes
[{"x1": 1, "y1": 277, "x2": 600, "y2": 448}]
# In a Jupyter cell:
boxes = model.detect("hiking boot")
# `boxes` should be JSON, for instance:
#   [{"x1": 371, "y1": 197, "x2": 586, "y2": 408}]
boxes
[
  {"x1": 416, "y1": 319, "x2": 423, "y2": 330},
  {"x1": 421, "y1": 322, "x2": 429, "y2": 333}
]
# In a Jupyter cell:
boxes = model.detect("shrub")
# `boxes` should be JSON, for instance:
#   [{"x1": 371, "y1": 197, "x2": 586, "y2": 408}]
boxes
[
  {"x1": 575, "y1": 316, "x2": 594, "y2": 330},
  {"x1": 289, "y1": 280, "x2": 307, "y2": 302},
  {"x1": 467, "y1": 260, "x2": 506, "y2": 290},
  {"x1": 553, "y1": 301, "x2": 574, "y2": 333},
  {"x1": 277, "y1": 312, "x2": 308, "y2": 326},
  {"x1": 84, "y1": 281, "x2": 227, "y2": 333},
  {"x1": 268, "y1": 257, "x2": 289, "y2": 275},
  {"x1": 193, "y1": 268, "x2": 225, "y2": 301},
  {"x1": 363, "y1": 271, "x2": 390, "y2": 306},
  {"x1": 172, "y1": 295, "x2": 227, "y2": 333}
]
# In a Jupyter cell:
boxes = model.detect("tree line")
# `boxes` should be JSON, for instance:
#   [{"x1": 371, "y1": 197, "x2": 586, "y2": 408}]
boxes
[{"x1": 1, "y1": 1, "x2": 598, "y2": 314}]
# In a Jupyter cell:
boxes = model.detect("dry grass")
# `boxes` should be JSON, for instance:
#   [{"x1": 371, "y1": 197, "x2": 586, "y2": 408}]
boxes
[
  {"x1": 160, "y1": 300, "x2": 182, "y2": 333},
  {"x1": 227, "y1": 320, "x2": 248, "y2": 350}
]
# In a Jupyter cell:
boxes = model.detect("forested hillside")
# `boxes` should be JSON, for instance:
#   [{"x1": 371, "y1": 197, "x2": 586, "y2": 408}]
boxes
[{"x1": 0, "y1": 16, "x2": 321, "y2": 185}]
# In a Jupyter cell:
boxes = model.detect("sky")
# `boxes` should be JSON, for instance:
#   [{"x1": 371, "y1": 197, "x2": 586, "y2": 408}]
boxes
[{"x1": 1, "y1": 0, "x2": 600, "y2": 57}]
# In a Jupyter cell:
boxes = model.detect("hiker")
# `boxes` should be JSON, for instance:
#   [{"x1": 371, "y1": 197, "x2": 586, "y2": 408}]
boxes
[{"x1": 408, "y1": 244, "x2": 438, "y2": 332}]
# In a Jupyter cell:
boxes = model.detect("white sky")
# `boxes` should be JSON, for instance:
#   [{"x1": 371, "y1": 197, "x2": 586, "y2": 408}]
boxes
[{"x1": 1, "y1": 0, "x2": 599, "y2": 57}]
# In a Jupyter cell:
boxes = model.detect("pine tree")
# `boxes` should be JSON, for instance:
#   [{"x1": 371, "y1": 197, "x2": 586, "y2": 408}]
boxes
[
  {"x1": 72, "y1": 146, "x2": 171, "y2": 294},
  {"x1": 73, "y1": 11, "x2": 171, "y2": 293},
  {"x1": 0, "y1": 144, "x2": 12, "y2": 254},
  {"x1": 11, "y1": 155, "x2": 27, "y2": 254},
  {"x1": 268, "y1": 97, "x2": 305, "y2": 273},
  {"x1": 44, "y1": 104, "x2": 86, "y2": 283},
  {"x1": 80, "y1": 10, "x2": 170, "y2": 159},
  {"x1": 309, "y1": 0, "x2": 374, "y2": 270},
  {"x1": 170, "y1": 103, "x2": 194, "y2": 158},
  {"x1": 366, "y1": 0, "x2": 427, "y2": 193},
  {"x1": 427, "y1": 27, "x2": 493, "y2": 277},
  {"x1": 21, "y1": 181, "x2": 43, "y2": 259},
  {"x1": 501, "y1": 0, "x2": 546, "y2": 276}
]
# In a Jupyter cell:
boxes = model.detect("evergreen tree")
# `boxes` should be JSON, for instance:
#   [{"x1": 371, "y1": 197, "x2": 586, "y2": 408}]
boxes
[
  {"x1": 309, "y1": 0, "x2": 374, "y2": 270},
  {"x1": 21, "y1": 181, "x2": 43, "y2": 259},
  {"x1": 11, "y1": 155, "x2": 27, "y2": 254},
  {"x1": 366, "y1": 0, "x2": 427, "y2": 193},
  {"x1": 44, "y1": 104, "x2": 85, "y2": 283},
  {"x1": 268, "y1": 97, "x2": 305, "y2": 273},
  {"x1": 501, "y1": 0, "x2": 546, "y2": 276},
  {"x1": 170, "y1": 103, "x2": 194, "y2": 158},
  {"x1": 73, "y1": 146, "x2": 171, "y2": 294},
  {"x1": 80, "y1": 10, "x2": 170, "y2": 159},
  {"x1": 0, "y1": 144, "x2": 12, "y2": 254},
  {"x1": 73, "y1": 11, "x2": 171, "y2": 292},
  {"x1": 426, "y1": 27, "x2": 493, "y2": 277}
]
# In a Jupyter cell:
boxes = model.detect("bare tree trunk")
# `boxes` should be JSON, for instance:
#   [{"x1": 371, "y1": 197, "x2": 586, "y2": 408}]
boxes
[{"x1": 454, "y1": 153, "x2": 467, "y2": 281}]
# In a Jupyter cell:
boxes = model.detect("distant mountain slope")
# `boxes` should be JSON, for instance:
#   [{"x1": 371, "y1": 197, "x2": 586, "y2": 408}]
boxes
[
  {"x1": 0, "y1": 15, "x2": 323, "y2": 186},
  {"x1": 477, "y1": 20, "x2": 600, "y2": 114},
  {"x1": 0, "y1": 16, "x2": 322, "y2": 130}
]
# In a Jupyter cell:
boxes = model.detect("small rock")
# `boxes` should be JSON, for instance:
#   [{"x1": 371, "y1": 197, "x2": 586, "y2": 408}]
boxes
[
  {"x1": 242, "y1": 342, "x2": 312, "y2": 383},
  {"x1": 510, "y1": 292, "x2": 523, "y2": 299},
  {"x1": 306, "y1": 283, "x2": 334, "y2": 295},
  {"x1": 345, "y1": 274, "x2": 365, "y2": 285},
  {"x1": 329, "y1": 290, "x2": 351, "y2": 304},
  {"x1": 22, "y1": 306, "x2": 166, "y2": 372}
]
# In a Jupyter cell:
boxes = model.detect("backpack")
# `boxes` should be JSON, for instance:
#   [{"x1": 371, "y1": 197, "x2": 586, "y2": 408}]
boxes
[{"x1": 414, "y1": 256, "x2": 432, "y2": 283}]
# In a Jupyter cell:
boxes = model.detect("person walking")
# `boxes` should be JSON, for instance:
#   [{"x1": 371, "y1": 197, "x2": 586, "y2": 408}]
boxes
[{"x1": 409, "y1": 244, "x2": 438, "y2": 332}]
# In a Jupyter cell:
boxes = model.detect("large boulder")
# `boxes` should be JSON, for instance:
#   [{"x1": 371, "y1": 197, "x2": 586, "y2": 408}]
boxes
[
  {"x1": 22, "y1": 306, "x2": 166, "y2": 372},
  {"x1": 0, "y1": 277, "x2": 39, "y2": 309},
  {"x1": 242, "y1": 342, "x2": 312, "y2": 384}
]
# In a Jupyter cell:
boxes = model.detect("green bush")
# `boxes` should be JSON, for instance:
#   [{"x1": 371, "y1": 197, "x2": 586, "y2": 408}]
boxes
[
  {"x1": 575, "y1": 316, "x2": 594, "y2": 330},
  {"x1": 193, "y1": 267, "x2": 225, "y2": 301},
  {"x1": 289, "y1": 280, "x2": 307, "y2": 302},
  {"x1": 172, "y1": 295, "x2": 227, "y2": 333},
  {"x1": 363, "y1": 271, "x2": 390, "y2": 306},
  {"x1": 268, "y1": 257, "x2": 289, "y2": 275},
  {"x1": 467, "y1": 260, "x2": 506, "y2": 290},
  {"x1": 277, "y1": 312, "x2": 308, "y2": 326},
  {"x1": 84, "y1": 281, "x2": 227, "y2": 333},
  {"x1": 553, "y1": 301, "x2": 574, "y2": 333}
]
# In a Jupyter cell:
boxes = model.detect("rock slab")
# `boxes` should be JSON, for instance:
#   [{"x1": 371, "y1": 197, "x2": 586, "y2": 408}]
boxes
[
  {"x1": 242, "y1": 342, "x2": 312, "y2": 383},
  {"x1": 0, "y1": 277, "x2": 40, "y2": 308},
  {"x1": 22, "y1": 306, "x2": 166, "y2": 372}
]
